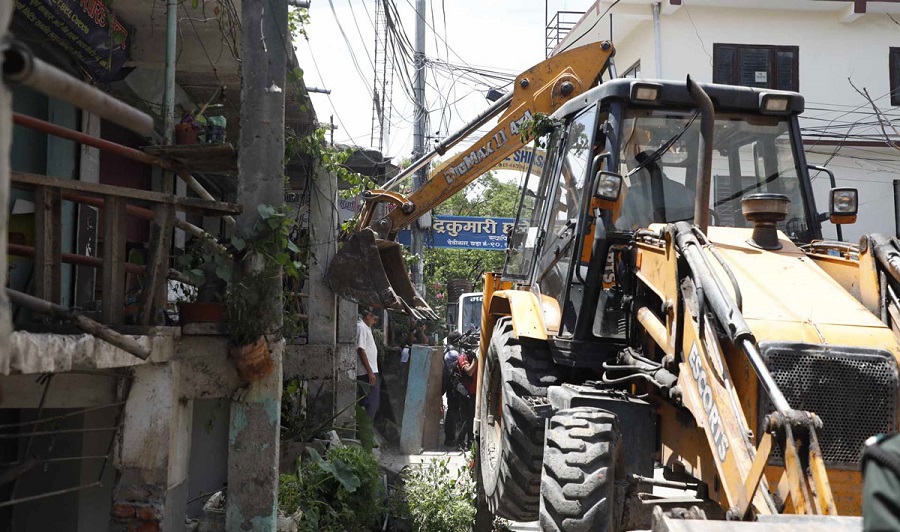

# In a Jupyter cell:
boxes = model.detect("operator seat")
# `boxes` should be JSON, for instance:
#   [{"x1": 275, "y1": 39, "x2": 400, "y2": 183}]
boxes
[{"x1": 615, "y1": 151, "x2": 695, "y2": 231}]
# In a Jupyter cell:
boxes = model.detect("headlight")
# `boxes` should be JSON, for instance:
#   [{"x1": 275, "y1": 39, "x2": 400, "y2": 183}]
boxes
[
  {"x1": 596, "y1": 171, "x2": 623, "y2": 201},
  {"x1": 759, "y1": 93, "x2": 791, "y2": 114},
  {"x1": 631, "y1": 82, "x2": 662, "y2": 102},
  {"x1": 830, "y1": 188, "x2": 858, "y2": 215}
]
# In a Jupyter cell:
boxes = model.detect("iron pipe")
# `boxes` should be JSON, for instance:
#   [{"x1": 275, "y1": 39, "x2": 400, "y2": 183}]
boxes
[
  {"x1": 3, "y1": 41, "x2": 153, "y2": 136},
  {"x1": 8, "y1": 243, "x2": 145, "y2": 275},
  {"x1": 13, "y1": 113, "x2": 159, "y2": 166},
  {"x1": 61, "y1": 192, "x2": 229, "y2": 254},
  {"x1": 13, "y1": 115, "x2": 233, "y2": 231},
  {"x1": 636, "y1": 306, "x2": 671, "y2": 357},
  {"x1": 7, "y1": 244, "x2": 195, "y2": 286},
  {"x1": 686, "y1": 76, "x2": 714, "y2": 234}
]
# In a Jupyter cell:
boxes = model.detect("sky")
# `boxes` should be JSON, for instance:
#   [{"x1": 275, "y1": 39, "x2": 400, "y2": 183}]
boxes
[{"x1": 294, "y1": 0, "x2": 596, "y2": 170}]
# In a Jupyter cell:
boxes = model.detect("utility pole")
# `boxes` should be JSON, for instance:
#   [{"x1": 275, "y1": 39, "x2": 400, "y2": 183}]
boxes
[
  {"x1": 228, "y1": 0, "x2": 287, "y2": 528},
  {"x1": 411, "y1": 0, "x2": 427, "y2": 298}
]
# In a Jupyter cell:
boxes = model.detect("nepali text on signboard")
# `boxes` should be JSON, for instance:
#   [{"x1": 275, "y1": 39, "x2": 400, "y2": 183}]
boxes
[
  {"x1": 397, "y1": 215, "x2": 515, "y2": 250},
  {"x1": 14, "y1": 0, "x2": 131, "y2": 82}
]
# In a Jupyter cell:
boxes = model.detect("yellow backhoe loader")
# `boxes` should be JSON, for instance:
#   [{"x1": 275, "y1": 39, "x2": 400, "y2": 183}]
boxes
[
  {"x1": 472, "y1": 76, "x2": 900, "y2": 531},
  {"x1": 328, "y1": 43, "x2": 899, "y2": 530}
]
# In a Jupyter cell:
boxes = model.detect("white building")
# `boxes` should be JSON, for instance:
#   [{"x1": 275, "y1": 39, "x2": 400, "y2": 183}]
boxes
[{"x1": 553, "y1": 0, "x2": 900, "y2": 242}]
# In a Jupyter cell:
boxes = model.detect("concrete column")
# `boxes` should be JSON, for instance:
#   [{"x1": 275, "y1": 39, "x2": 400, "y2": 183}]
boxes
[
  {"x1": 304, "y1": 163, "x2": 339, "y2": 428},
  {"x1": 0, "y1": 0, "x2": 12, "y2": 369},
  {"x1": 111, "y1": 363, "x2": 193, "y2": 532},
  {"x1": 227, "y1": 341, "x2": 283, "y2": 530},
  {"x1": 307, "y1": 163, "x2": 337, "y2": 345},
  {"x1": 228, "y1": 0, "x2": 287, "y2": 527},
  {"x1": 334, "y1": 298, "x2": 357, "y2": 434}
]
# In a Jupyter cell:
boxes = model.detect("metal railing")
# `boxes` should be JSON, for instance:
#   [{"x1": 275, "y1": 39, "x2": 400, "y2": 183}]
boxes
[
  {"x1": 3, "y1": 41, "x2": 240, "y2": 357},
  {"x1": 546, "y1": 10, "x2": 585, "y2": 58}
]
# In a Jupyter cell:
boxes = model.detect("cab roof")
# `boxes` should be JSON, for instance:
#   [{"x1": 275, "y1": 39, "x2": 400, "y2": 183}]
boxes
[{"x1": 554, "y1": 77, "x2": 805, "y2": 119}]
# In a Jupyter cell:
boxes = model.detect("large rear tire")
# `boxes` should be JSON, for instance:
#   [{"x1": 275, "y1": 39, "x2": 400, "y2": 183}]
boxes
[
  {"x1": 478, "y1": 317, "x2": 561, "y2": 521},
  {"x1": 539, "y1": 407, "x2": 624, "y2": 532}
]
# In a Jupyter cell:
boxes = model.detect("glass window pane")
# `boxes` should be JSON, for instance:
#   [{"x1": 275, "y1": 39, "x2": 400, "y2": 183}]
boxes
[
  {"x1": 776, "y1": 50, "x2": 795, "y2": 91},
  {"x1": 616, "y1": 107, "x2": 811, "y2": 241},
  {"x1": 714, "y1": 45, "x2": 735, "y2": 84},
  {"x1": 504, "y1": 132, "x2": 560, "y2": 280},
  {"x1": 738, "y1": 47, "x2": 770, "y2": 88},
  {"x1": 535, "y1": 106, "x2": 597, "y2": 326}
]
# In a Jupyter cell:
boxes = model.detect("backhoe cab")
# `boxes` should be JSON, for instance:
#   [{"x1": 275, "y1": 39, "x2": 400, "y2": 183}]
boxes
[{"x1": 475, "y1": 76, "x2": 897, "y2": 531}]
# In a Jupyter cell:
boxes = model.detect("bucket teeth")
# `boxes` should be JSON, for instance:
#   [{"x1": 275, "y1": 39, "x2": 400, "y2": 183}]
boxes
[{"x1": 326, "y1": 228, "x2": 437, "y2": 319}]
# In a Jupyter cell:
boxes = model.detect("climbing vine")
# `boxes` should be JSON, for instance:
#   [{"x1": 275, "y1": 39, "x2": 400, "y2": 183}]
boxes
[
  {"x1": 517, "y1": 112, "x2": 563, "y2": 147},
  {"x1": 293, "y1": 126, "x2": 376, "y2": 200},
  {"x1": 288, "y1": 7, "x2": 311, "y2": 42}
]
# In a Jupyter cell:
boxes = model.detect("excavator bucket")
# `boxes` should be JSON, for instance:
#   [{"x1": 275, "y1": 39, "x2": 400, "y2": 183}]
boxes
[{"x1": 326, "y1": 228, "x2": 438, "y2": 320}]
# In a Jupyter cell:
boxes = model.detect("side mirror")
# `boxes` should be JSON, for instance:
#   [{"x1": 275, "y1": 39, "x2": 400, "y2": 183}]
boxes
[
  {"x1": 829, "y1": 187, "x2": 858, "y2": 225},
  {"x1": 595, "y1": 171, "x2": 623, "y2": 202}
]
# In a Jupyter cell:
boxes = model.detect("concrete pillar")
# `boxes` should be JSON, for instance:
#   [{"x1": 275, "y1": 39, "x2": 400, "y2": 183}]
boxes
[
  {"x1": 304, "y1": 163, "x2": 340, "y2": 428},
  {"x1": 307, "y1": 163, "x2": 338, "y2": 346},
  {"x1": 111, "y1": 363, "x2": 193, "y2": 532},
  {"x1": 0, "y1": 0, "x2": 12, "y2": 370},
  {"x1": 227, "y1": 341, "x2": 283, "y2": 530},
  {"x1": 228, "y1": 0, "x2": 287, "y2": 527},
  {"x1": 334, "y1": 299, "x2": 358, "y2": 434}
]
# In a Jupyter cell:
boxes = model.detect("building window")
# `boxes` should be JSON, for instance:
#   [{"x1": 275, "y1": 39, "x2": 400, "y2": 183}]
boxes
[
  {"x1": 891, "y1": 48, "x2": 900, "y2": 106},
  {"x1": 623, "y1": 61, "x2": 641, "y2": 79},
  {"x1": 713, "y1": 44, "x2": 799, "y2": 92}
]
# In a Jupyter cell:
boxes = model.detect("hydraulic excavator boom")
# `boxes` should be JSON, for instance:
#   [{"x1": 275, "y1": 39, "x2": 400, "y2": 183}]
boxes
[{"x1": 326, "y1": 41, "x2": 616, "y2": 318}]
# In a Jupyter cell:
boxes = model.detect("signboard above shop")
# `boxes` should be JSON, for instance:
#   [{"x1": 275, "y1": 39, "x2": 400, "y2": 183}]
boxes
[
  {"x1": 398, "y1": 215, "x2": 514, "y2": 251},
  {"x1": 14, "y1": 0, "x2": 132, "y2": 82}
]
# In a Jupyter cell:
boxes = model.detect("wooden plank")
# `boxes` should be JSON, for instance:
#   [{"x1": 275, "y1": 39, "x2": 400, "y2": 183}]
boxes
[
  {"x1": 11, "y1": 171, "x2": 241, "y2": 216},
  {"x1": 138, "y1": 203, "x2": 176, "y2": 326},
  {"x1": 6, "y1": 288, "x2": 150, "y2": 359},
  {"x1": 101, "y1": 196, "x2": 127, "y2": 325},
  {"x1": 33, "y1": 186, "x2": 62, "y2": 304}
]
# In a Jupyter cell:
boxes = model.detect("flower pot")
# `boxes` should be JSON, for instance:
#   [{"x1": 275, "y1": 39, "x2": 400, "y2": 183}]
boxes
[
  {"x1": 175, "y1": 123, "x2": 199, "y2": 145},
  {"x1": 178, "y1": 302, "x2": 225, "y2": 324},
  {"x1": 229, "y1": 336, "x2": 274, "y2": 383}
]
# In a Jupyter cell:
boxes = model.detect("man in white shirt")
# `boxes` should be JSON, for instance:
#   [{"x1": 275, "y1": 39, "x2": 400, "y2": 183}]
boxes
[{"x1": 357, "y1": 308, "x2": 380, "y2": 419}]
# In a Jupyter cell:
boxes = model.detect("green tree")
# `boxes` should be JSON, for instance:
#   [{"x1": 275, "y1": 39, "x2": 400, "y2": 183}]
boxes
[{"x1": 420, "y1": 172, "x2": 522, "y2": 331}]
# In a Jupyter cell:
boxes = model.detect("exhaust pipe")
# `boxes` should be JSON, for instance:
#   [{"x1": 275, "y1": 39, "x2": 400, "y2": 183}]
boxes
[{"x1": 686, "y1": 75, "x2": 714, "y2": 234}]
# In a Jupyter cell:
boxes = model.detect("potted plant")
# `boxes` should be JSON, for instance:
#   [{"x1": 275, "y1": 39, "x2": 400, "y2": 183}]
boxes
[
  {"x1": 175, "y1": 238, "x2": 230, "y2": 325},
  {"x1": 225, "y1": 204, "x2": 304, "y2": 383}
]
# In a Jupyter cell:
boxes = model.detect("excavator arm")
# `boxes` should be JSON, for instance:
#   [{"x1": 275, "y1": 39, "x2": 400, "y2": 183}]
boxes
[{"x1": 327, "y1": 41, "x2": 616, "y2": 317}]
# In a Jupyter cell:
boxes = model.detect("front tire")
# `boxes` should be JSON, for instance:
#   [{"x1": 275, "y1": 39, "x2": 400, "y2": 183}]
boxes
[
  {"x1": 479, "y1": 317, "x2": 561, "y2": 521},
  {"x1": 539, "y1": 407, "x2": 624, "y2": 532}
]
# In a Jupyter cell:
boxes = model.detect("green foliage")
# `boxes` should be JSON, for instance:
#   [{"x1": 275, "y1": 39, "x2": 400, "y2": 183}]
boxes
[
  {"x1": 279, "y1": 446, "x2": 384, "y2": 531},
  {"x1": 291, "y1": 126, "x2": 375, "y2": 203},
  {"x1": 224, "y1": 262, "x2": 279, "y2": 346},
  {"x1": 355, "y1": 405, "x2": 375, "y2": 451},
  {"x1": 281, "y1": 378, "x2": 308, "y2": 439},
  {"x1": 288, "y1": 7, "x2": 310, "y2": 42},
  {"x1": 394, "y1": 458, "x2": 476, "y2": 532},
  {"x1": 517, "y1": 112, "x2": 563, "y2": 147},
  {"x1": 225, "y1": 204, "x2": 307, "y2": 344}
]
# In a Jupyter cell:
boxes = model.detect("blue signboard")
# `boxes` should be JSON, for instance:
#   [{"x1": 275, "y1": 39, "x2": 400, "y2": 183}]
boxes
[{"x1": 398, "y1": 215, "x2": 515, "y2": 250}]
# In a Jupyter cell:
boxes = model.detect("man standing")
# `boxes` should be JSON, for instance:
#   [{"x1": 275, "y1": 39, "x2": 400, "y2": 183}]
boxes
[{"x1": 357, "y1": 308, "x2": 380, "y2": 420}]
